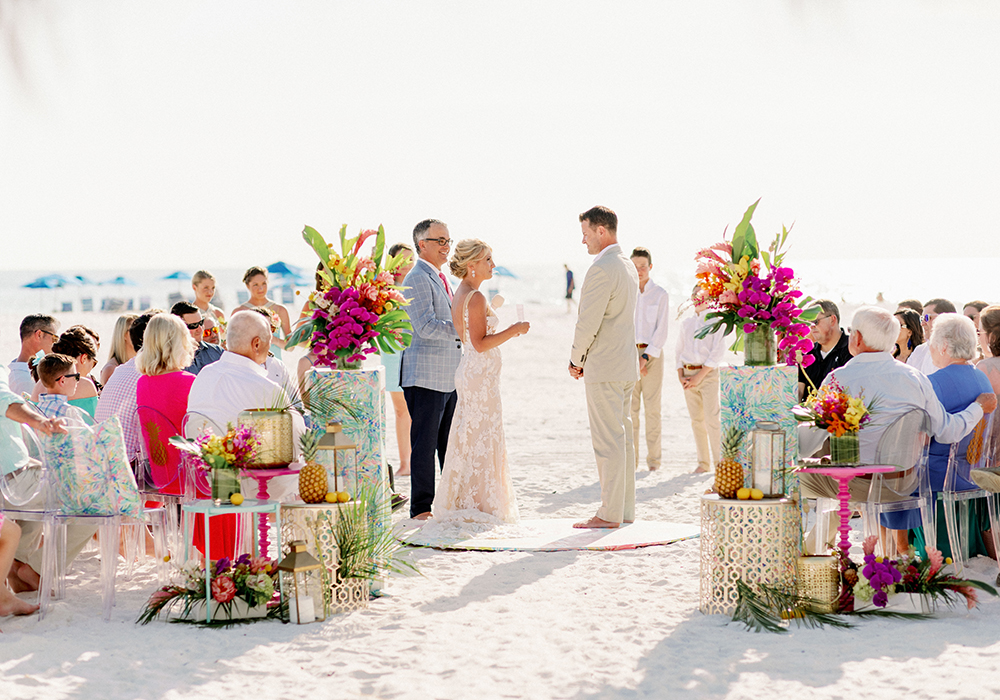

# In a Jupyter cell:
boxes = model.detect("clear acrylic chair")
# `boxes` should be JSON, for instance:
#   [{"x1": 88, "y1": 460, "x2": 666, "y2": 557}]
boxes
[
  {"x1": 861, "y1": 409, "x2": 934, "y2": 558},
  {"x1": 941, "y1": 411, "x2": 1000, "y2": 577},
  {"x1": 1, "y1": 424, "x2": 124, "y2": 620}
]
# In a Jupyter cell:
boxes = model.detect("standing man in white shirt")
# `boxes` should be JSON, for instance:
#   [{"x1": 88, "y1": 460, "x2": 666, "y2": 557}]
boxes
[
  {"x1": 630, "y1": 248, "x2": 670, "y2": 471},
  {"x1": 676, "y1": 288, "x2": 727, "y2": 473}
]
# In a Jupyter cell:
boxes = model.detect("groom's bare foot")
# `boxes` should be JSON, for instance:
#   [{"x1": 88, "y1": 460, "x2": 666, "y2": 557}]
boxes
[
  {"x1": 573, "y1": 517, "x2": 620, "y2": 529},
  {"x1": 412, "y1": 512, "x2": 434, "y2": 521}
]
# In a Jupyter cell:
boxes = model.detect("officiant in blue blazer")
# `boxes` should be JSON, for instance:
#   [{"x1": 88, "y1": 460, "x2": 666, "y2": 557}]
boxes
[{"x1": 400, "y1": 219, "x2": 463, "y2": 519}]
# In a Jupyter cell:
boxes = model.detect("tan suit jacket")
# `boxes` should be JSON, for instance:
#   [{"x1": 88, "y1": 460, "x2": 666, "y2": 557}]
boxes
[{"x1": 570, "y1": 244, "x2": 640, "y2": 383}]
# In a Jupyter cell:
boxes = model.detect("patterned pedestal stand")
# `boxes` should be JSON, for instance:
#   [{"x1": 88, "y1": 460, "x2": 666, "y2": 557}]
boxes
[{"x1": 699, "y1": 494, "x2": 799, "y2": 615}]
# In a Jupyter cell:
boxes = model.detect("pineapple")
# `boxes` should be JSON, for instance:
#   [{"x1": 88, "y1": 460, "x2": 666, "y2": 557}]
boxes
[
  {"x1": 298, "y1": 427, "x2": 328, "y2": 504},
  {"x1": 714, "y1": 426, "x2": 745, "y2": 499}
]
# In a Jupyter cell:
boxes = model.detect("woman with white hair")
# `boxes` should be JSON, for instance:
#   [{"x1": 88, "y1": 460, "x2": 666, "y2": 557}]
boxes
[{"x1": 882, "y1": 313, "x2": 995, "y2": 557}]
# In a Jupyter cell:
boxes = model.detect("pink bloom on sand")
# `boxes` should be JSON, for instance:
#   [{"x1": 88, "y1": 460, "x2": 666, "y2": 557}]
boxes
[
  {"x1": 211, "y1": 576, "x2": 236, "y2": 603},
  {"x1": 957, "y1": 586, "x2": 979, "y2": 609}
]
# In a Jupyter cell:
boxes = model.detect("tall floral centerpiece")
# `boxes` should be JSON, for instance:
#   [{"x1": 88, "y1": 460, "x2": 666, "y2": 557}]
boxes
[
  {"x1": 284, "y1": 225, "x2": 411, "y2": 369},
  {"x1": 693, "y1": 200, "x2": 817, "y2": 367},
  {"x1": 792, "y1": 380, "x2": 876, "y2": 464}
]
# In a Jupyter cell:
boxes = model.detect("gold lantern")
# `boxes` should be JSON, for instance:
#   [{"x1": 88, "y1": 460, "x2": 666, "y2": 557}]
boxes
[
  {"x1": 316, "y1": 420, "x2": 359, "y2": 500},
  {"x1": 239, "y1": 409, "x2": 294, "y2": 468},
  {"x1": 277, "y1": 540, "x2": 326, "y2": 624}
]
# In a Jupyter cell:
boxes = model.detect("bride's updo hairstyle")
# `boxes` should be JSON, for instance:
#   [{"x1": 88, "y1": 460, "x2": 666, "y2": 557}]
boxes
[{"x1": 449, "y1": 239, "x2": 490, "y2": 279}]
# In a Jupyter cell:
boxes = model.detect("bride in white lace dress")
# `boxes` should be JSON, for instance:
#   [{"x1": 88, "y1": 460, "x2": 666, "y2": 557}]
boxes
[{"x1": 433, "y1": 239, "x2": 530, "y2": 524}]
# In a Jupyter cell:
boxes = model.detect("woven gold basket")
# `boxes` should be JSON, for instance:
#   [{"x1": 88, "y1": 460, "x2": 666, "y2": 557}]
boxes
[{"x1": 796, "y1": 555, "x2": 840, "y2": 613}]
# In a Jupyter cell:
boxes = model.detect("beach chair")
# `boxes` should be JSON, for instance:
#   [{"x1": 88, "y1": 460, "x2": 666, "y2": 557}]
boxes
[
  {"x1": 0, "y1": 423, "x2": 162, "y2": 621},
  {"x1": 61, "y1": 301, "x2": 73, "y2": 312},
  {"x1": 941, "y1": 412, "x2": 1000, "y2": 577},
  {"x1": 280, "y1": 285, "x2": 295, "y2": 304},
  {"x1": 861, "y1": 409, "x2": 934, "y2": 557},
  {"x1": 139, "y1": 295, "x2": 151, "y2": 311},
  {"x1": 167, "y1": 292, "x2": 184, "y2": 307},
  {"x1": 80, "y1": 298, "x2": 94, "y2": 312}
]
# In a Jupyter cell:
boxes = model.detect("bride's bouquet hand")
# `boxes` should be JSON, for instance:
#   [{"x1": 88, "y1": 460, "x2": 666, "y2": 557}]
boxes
[{"x1": 511, "y1": 321, "x2": 530, "y2": 337}]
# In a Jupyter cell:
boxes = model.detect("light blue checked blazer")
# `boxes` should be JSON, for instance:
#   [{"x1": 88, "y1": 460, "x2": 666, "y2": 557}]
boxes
[{"x1": 400, "y1": 259, "x2": 462, "y2": 393}]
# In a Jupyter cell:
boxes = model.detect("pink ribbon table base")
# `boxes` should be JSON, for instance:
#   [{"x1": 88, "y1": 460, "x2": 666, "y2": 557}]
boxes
[
  {"x1": 798, "y1": 464, "x2": 896, "y2": 559},
  {"x1": 241, "y1": 465, "x2": 300, "y2": 556}
]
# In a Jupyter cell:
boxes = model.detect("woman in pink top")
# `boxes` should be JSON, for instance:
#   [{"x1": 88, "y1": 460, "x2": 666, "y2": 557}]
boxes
[{"x1": 136, "y1": 314, "x2": 236, "y2": 558}]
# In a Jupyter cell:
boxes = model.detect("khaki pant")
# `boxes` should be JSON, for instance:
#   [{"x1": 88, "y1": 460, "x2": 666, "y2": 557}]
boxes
[
  {"x1": 631, "y1": 353, "x2": 664, "y2": 469},
  {"x1": 586, "y1": 381, "x2": 637, "y2": 523},
  {"x1": 3, "y1": 467, "x2": 99, "y2": 574},
  {"x1": 682, "y1": 367, "x2": 721, "y2": 471}
]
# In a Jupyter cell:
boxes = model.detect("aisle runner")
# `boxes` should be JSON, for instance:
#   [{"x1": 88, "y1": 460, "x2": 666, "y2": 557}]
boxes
[{"x1": 395, "y1": 518, "x2": 700, "y2": 552}]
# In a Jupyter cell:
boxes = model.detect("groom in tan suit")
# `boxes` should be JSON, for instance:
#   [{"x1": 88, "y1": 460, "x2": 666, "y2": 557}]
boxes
[{"x1": 569, "y1": 206, "x2": 640, "y2": 528}]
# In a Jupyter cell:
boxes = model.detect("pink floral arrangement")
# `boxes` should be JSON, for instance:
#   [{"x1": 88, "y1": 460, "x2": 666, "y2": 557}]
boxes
[
  {"x1": 138, "y1": 553, "x2": 279, "y2": 625},
  {"x1": 285, "y1": 225, "x2": 411, "y2": 368},
  {"x1": 693, "y1": 199, "x2": 818, "y2": 367}
]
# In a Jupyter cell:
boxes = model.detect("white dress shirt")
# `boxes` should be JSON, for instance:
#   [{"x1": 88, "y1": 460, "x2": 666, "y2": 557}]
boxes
[
  {"x1": 6, "y1": 360, "x2": 33, "y2": 397},
  {"x1": 800, "y1": 351, "x2": 982, "y2": 463},
  {"x1": 675, "y1": 310, "x2": 728, "y2": 368},
  {"x1": 634, "y1": 280, "x2": 670, "y2": 358},
  {"x1": 187, "y1": 352, "x2": 300, "y2": 435},
  {"x1": 906, "y1": 343, "x2": 938, "y2": 376}
]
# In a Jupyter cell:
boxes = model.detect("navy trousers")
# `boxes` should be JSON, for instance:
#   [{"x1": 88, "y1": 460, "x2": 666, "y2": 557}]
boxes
[{"x1": 403, "y1": 386, "x2": 457, "y2": 517}]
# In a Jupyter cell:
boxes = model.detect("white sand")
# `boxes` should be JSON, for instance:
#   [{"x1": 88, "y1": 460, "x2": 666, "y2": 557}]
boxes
[{"x1": 3, "y1": 305, "x2": 1000, "y2": 700}]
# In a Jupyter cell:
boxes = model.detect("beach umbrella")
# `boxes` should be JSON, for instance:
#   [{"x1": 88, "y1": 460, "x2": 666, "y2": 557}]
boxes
[
  {"x1": 493, "y1": 266, "x2": 519, "y2": 279},
  {"x1": 22, "y1": 273, "x2": 80, "y2": 289},
  {"x1": 162, "y1": 270, "x2": 192, "y2": 280},
  {"x1": 102, "y1": 276, "x2": 138, "y2": 286},
  {"x1": 74, "y1": 275, "x2": 96, "y2": 285},
  {"x1": 267, "y1": 261, "x2": 304, "y2": 278}
]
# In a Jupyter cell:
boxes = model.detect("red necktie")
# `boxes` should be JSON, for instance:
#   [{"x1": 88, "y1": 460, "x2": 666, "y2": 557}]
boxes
[{"x1": 439, "y1": 271, "x2": 453, "y2": 301}]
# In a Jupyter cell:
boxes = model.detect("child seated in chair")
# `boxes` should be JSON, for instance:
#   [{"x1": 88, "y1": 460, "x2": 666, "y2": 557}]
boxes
[
  {"x1": 8, "y1": 354, "x2": 99, "y2": 594},
  {"x1": 34, "y1": 354, "x2": 91, "y2": 427}
]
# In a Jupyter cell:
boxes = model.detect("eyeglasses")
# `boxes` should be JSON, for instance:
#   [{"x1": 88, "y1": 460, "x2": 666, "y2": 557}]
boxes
[
  {"x1": 423, "y1": 237, "x2": 451, "y2": 247},
  {"x1": 186, "y1": 319, "x2": 205, "y2": 330},
  {"x1": 808, "y1": 314, "x2": 832, "y2": 327},
  {"x1": 60, "y1": 372, "x2": 81, "y2": 382},
  {"x1": 39, "y1": 329, "x2": 59, "y2": 341}
]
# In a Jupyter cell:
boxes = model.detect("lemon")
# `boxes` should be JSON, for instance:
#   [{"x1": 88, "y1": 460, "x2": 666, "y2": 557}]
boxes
[
  {"x1": 736, "y1": 487, "x2": 751, "y2": 500},
  {"x1": 750, "y1": 488, "x2": 764, "y2": 500},
  {"x1": 325, "y1": 492, "x2": 337, "y2": 503},
  {"x1": 230, "y1": 493, "x2": 244, "y2": 506},
  {"x1": 337, "y1": 491, "x2": 350, "y2": 503}
]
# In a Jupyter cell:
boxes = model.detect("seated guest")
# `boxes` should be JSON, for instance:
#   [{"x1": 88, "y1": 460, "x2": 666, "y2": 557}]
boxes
[
  {"x1": 881, "y1": 314, "x2": 994, "y2": 556},
  {"x1": 34, "y1": 354, "x2": 91, "y2": 426},
  {"x1": 202, "y1": 314, "x2": 221, "y2": 346},
  {"x1": 30, "y1": 328, "x2": 101, "y2": 419},
  {"x1": 799, "y1": 307, "x2": 995, "y2": 553},
  {"x1": 797, "y1": 299, "x2": 852, "y2": 400},
  {"x1": 971, "y1": 306, "x2": 1000, "y2": 494},
  {"x1": 896, "y1": 299, "x2": 924, "y2": 314},
  {"x1": 893, "y1": 308, "x2": 924, "y2": 364},
  {"x1": 171, "y1": 301, "x2": 223, "y2": 375},
  {"x1": 1, "y1": 365, "x2": 65, "y2": 598},
  {"x1": 187, "y1": 311, "x2": 303, "y2": 500},
  {"x1": 964, "y1": 300, "x2": 989, "y2": 328},
  {"x1": 10, "y1": 355, "x2": 99, "y2": 589},
  {"x1": 907, "y1": 298, "x2": 957, "y2": 376},
  {"x1": 99, "y1": 313, "x2": 138, "y2": 386},
  {"x1": 95, "y1": 310, "x2": 161, "y2": 465},
  {"x1": 8, "y1": 314, "x2": 58, "y2": 396},
  {"x1": 238, "y1": 307, "x2": 300, "y2": 404},
  {"x1": 136, "y1": 313, "x2": 197, "y2": 494}
]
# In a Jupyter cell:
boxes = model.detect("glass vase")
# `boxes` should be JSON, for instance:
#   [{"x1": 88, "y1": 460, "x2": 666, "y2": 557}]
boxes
[
  {"x1": 830, "y1": 434, "x2": 860, "y2": 465},
  {"x1": 212, "y1": 468, "x2": 241, "y2": 503},
  {"x1": 334, "y1": 355, "x2": 363, "y2": 370},
  {"x1": 743, "y1": 327, "x2": 777, "y2": 366}
]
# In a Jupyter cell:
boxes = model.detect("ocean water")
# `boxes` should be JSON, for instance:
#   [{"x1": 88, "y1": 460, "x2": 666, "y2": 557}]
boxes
[{"x1": 2, "y1": 257, "x2": 994, "y2": 364}]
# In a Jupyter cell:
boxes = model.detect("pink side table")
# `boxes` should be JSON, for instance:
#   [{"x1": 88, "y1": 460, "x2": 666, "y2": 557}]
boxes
[
  {"x1": 241, "y1": 464, "x2": 300, "y2": 556},
  {"x1": 798, "y1": 464, "x2": 895, "y2": 559}
]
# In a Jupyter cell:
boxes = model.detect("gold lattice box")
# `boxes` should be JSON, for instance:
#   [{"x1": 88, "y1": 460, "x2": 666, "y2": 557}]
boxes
[
  {"x1": 699, "y1": 494, "x2": 799, "y2": 615},
  {"x1": 280, "y1": 502, "x2": 370, "y2": 616}
]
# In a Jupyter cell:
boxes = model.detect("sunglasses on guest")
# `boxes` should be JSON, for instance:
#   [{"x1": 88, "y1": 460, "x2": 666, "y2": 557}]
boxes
[
  {"x1": 186, "y1": 319, "x2": 205, "y2": 330},
  {"x1": 60, "y1": 372, "x2": 81, "y2": 382}
]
